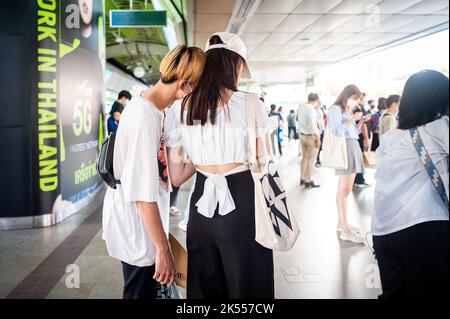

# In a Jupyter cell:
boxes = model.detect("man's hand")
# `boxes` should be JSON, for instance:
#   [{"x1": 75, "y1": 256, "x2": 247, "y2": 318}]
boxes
[
  {"x1": 364, "y1": 140, "x2": 370, "y2": 152},
  {"x1": 154, "y1": 246, "x2": 176, "y2": 287},
  {"x1": 314, "y1": 135, "x2": 321, "y2": 149},
  {"x1": 137, "y1": 201, "x2": 176, "y2": 287}
]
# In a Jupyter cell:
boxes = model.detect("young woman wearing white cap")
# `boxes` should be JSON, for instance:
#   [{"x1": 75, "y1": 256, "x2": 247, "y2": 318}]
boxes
[{"x1": 166, "y1": 32, "x2": 274, "y2": 299}]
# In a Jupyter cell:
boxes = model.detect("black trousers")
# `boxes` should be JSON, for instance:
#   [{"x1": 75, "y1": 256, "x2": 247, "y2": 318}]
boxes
[
  {"x1": 288, "y1": 126, "x2": 296, "y2": 140},
  {"x1": 170, "y1": 185, "x2": 179, "y2": 207},
  {"x1": 316, "y1": 131, "x2": 324, "y2": 163},
  {"x1": 355, "y1": 133, "x2": 366, "y2": 184},
  {"x1": 121, "y1": 261, "x2": 158, "y2": 299},
  {"x1": 371, "y1": 133, "x2": 380, "y2": 151},
  {"x1": 187, "y1": 170, "x2": 274, "y2": 299},
  {"x1": 373, "y1": 221, "x2": 449, "y2": 299}
]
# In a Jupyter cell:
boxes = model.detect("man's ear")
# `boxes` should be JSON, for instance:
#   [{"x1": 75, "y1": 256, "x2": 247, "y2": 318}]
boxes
[{"x1": 178, "y1": 80, "x2": 188, "y2": 91}]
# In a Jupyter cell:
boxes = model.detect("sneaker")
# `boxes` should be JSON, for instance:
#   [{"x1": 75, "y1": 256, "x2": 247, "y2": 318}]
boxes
[
  {"x1": 354, "y1": 182, "x2": 370, "y2": 188},
  {"x1": 170, "y1": 206, "x2": 181, "y2": 216},
  {"x1": 300, "y1": 180, "x2": 306, "y2": 186},
  {"x1": 305, "y1": 181, "x2": 320, "y2": 189},
  {"x1": 339, "y1": 230, "x2": 366, "y2": 244},
  {"x1": 336, "y1": 225, "x2": 361, "y2": 233},
  {"x1": 178, "y1": 219, "x2": 188, "y2": 232}
]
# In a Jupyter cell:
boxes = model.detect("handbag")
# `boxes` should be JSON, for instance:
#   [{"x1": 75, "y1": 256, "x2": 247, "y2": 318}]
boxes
[
  {"x1": 245, "y1": 94, "x2": 300, "y2": 251},
  {"x1": 363, "y1": 151, "x2": 377, "y2": 168},
  {"x1": 169, "y1": 234, "x2": 187, "y2": 289},
  {"x1": 321, "y1": 107, "x2": 348, "y2": 169},
  {"x1": 410, "y1": 128, "x2": 449, "y2": 210},
  {"x1": 96, "y1": 132, "x2": 121, "y2": 189},
  {"x1": 156, "y1": 283, "x2": 183, "y2": 299}
]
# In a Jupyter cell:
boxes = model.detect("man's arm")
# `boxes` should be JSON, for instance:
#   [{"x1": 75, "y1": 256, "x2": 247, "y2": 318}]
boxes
[
  {"x1": 310, "y1": 109, "x2": 321, "y2": 148},
  {"x1": 113, "y1": 111, "x2": 121, "y2": 122},
  {"x1": 137, "y1": 201, "x2": 175, "y2": 287}
]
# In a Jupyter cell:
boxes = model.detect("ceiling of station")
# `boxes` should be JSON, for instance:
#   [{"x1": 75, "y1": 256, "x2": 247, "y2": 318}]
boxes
[
  {"x1": 193, "y1": 0, "x2": 450, "y2": 85},
  {"x1": 193, "y1": 0, "x2": 237, "y2": 46}
]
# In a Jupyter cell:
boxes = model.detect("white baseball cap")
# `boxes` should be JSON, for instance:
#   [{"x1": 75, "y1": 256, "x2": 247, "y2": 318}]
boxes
[{"x1": 205, "y1": 32, "x2": 252, "y2": 79}]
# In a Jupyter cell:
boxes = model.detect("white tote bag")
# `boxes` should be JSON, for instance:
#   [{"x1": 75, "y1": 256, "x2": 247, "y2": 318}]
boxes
[
  {"x1": 321, "y1": 107, "x2": 348, "y2": 169},
  {"x1": 245, "y1": 94, "x2": 300, "y2": 251}
]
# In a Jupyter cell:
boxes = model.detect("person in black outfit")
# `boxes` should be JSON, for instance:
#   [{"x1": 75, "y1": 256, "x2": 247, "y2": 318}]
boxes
[
  {"x1": 354, "y1": 94, "x2": 371, "y2": 187},
  {"x1": 107, "y1": 90, "x2": 132, "y2": 134},
  {"x1": 370, "y1": 97, "x2": 387, "y2": 151}
]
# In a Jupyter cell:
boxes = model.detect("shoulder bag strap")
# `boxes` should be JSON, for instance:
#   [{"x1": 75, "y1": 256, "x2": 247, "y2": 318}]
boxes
[
  {"x1": 410, "y1": 127, "x2": 449, "y2": 210},
  {"x1": 245, "y1": 94, "x2": 258, "y2": 169}
]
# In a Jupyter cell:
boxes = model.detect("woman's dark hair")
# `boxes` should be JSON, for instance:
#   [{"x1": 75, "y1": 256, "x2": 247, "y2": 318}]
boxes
[
  {"x1": 182, "y1": 35, "x2": 244, "y2": 125},
  {"x1": 398, "y1": 70, "x2": 449, "y2": 130},
  {"x1": 334, "y1": 84, "x2": 361, "y2": 112},
  {"x1": 377, "y1": 97, "x2": 387, "y2": 111}
]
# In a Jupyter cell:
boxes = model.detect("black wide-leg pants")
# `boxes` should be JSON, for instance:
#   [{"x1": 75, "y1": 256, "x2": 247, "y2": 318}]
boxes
[
  {"x1": 373, "y1": 221, "x2": 449, "y2": 299},
  {"x1": 186, "y1": 170, "x2": 274, "y2": 299}
]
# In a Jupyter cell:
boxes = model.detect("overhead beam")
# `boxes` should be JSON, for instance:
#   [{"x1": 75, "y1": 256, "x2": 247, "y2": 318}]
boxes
[{"x1": 106, "y1": 42, "x2": 170, "y2": 59}]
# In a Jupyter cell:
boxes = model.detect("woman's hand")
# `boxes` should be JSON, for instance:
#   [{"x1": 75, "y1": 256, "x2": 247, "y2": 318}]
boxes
[{"x1": 352, "y1": 112, "x2": 363, "y2": 121}]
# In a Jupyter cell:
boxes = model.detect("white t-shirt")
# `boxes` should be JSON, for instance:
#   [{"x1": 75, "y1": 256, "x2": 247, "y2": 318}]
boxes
[
  {"x1": 164, "y1": 92, "x2": 270, "y2": 165},
  {"x1": 372, "y1": 117, "x2": 449, "y2": 236},
  {"x1": 298, "y1": 103, "x2": 320, "y2": 136},
  {"x1": 102, "y1": 96, "x2": 170, "y2": 267}
]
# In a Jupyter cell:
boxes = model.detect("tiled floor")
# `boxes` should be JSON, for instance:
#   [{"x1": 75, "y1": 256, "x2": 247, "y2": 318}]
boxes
[{"x1": 0, "y1": 140, "x2": 382, "y2": 299}]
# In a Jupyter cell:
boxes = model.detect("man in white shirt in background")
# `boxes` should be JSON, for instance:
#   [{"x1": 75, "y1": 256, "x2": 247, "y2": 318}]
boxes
[{"x1": 298, "y1": 93, "x2": 321, "y2": 188}]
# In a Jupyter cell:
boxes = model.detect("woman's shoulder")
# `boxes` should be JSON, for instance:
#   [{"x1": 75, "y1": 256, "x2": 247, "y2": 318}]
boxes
[
  {"x1": 422, "y1": 116, "x2": 449, "y2": 131},
  {"x1": 231, "y1": 90, "x2": 258, "y2": 101},
  {"x1": 229, "y1": 91, "x2": 264, "y2": 109},
  {"x1": 421, "y1": 116, "x2": 449, "y2": 148},
  {"x1": 328, "y1": 105, "x2": 342, "y2": 115},
  {"x1": 377, "y1": 128, "x2": 408, "y2": 156},
  {"x1": 329, "y1": 104, "x2": 341, "y2": 110}
]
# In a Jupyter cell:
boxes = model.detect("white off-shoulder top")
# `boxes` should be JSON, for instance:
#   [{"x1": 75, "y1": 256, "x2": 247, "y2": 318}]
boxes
[{"x1": 164, "y1": 91, "x2": 270, "y2": 165}]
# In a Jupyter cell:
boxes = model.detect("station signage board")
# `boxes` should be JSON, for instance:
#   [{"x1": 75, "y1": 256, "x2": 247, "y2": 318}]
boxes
[{"x1": 110, "y1": 10, "x2": 167, "y2": 28}]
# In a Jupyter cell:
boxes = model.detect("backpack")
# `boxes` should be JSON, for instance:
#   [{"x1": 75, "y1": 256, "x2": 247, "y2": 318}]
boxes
[{"x1": 97, "y1": 132, "x2": 121, "y2": 189}]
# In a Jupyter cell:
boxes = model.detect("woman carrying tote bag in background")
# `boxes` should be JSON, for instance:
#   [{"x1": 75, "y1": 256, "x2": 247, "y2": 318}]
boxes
[
  {"x1": 165, "y1": 32, "x2": 275, "y2": 299},
  {"x1": 326, "y1": 85, "x2": 367, "y2": 244}
]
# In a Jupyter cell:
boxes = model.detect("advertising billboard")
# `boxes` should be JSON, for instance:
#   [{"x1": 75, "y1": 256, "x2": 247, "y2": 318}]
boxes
[
  {"x1": 34, "y1": 0, "x2": 105, "y2": 217},
  {"x1": 0, "y1": 0, "x2": 106, "y2": 227}
]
